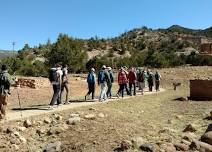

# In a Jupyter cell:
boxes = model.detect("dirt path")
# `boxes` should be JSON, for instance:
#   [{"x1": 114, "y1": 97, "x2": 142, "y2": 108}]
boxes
[{"x1": 5, "y1": 88, "x2": 165, "y2": 122}]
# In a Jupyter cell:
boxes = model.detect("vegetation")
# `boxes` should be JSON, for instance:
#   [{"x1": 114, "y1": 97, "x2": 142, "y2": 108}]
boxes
[{"x1": 0, "y1": 25, "x2": 212, "y2": 76}]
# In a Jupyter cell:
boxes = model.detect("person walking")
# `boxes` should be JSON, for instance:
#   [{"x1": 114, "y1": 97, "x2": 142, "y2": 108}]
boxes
[
  {"x1": 106, "y1": 67, "x2": 114, "y2": 98},
  {"x1": 49, "y1": 64, "x2": 63, "y2": 109},
  {"x1": 147, "y1": 71, "x2": 154, "y2": 92},
  {"x1": 98, "y1": 65, "x2": 110, "y2": 102},
  {"x1": 155, "y1": 71, "x2": 161, "y2": 91},
  {"x1": 128, "y1": 67, "x2": 137, "y2": 96},
  {"x1": 60, "y1": 64, "x2": 69, "y2": 104},
  {"x1": 117, "y1": 67, "x2": 128, "y2": 98},
  {"x1": 85, "y1": 68, "x2": 96, "y2": 100},
  {"x1": 138, "y1": 70, "x2": 145, "y2": 95},
  {"x1": 0, "y1": 65, "x2": 14, "y2": 120}
]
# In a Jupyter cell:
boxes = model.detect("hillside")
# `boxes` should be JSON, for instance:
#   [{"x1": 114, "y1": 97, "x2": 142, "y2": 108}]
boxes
[{"x1": 0, "y1": 50, "x2": 17, "y2": 59}]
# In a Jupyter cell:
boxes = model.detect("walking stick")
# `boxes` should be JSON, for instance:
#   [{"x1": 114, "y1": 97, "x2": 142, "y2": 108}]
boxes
[{"x1": 16, "y1": 85, "x2": 22, "y2": 118}]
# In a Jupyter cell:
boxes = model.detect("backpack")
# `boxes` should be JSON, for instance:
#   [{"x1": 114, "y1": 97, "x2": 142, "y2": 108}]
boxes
[
  {"x1": 98, "y1": 71, "x2": 105, "y2": 83},
  {"x1": 109, "y1": 72, "x2": 114, "y2": 83},
  {"x1": 138, "y1": 72, "x2": 144, "y2": 82},
  {"x1": 148, "y1": 74, "x2": 153, "y2": 82},
  {"x1": 0, "y1": 72, "x2": 10, "y2": 93},
  {"x1": 87, "y1": 73, "x2": 95, "y2": 83},
  {"x1": 155, "y1": 73, "x2": 160, "y2": 80},
  {"x1": 49, "y1": 68, "x2": 58, "y2": 82}
]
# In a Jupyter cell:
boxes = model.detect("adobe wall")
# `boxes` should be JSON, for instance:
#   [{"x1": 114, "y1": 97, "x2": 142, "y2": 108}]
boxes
[{"x1": 190, "y1": 80, "x2": 212, "y2": 100}]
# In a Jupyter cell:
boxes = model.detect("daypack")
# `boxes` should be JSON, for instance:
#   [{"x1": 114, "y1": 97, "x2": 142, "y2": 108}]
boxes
[
  {"x1": 49, "y1": 68, "x2": 58, "y2": 82},
  {"x1": 109, "y1": 72, "x2": 114, "y2": 83},
  {"x1": 138, "y1": 72, "x2": 144, "y2": 82},
  {"x1": 87, "y1": 73, "x2": 95, "y2": 84},
  {"x1": 148, "y1": 74, "x2": 153, "y2": 82},
  {"x1": 155, "y1": 73, "x2": 160, "y2": 80},
  {"x1": 0, "y1": 72, "x2": 10, "y2": 93},
  {"x1": 98, "y1": 71, "x2": 105, "y2": 83}
]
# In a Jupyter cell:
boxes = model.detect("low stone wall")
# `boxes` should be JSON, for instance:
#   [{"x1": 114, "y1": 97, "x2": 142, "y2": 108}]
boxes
[{"x1": 190, "y1": 80, "x2": 212, "y2": 100}]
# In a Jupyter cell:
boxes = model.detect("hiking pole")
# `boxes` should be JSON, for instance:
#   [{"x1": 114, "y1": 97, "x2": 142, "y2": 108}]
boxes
[{"x1": 16, "y1": 84, "x2": 23, "y2": 118}]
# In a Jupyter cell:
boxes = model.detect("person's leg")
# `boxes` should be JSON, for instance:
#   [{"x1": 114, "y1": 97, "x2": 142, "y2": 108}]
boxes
[
  {"x1": 107, "y1": 84, "x2": 112, "y2": 98},
  {"x1": 133, "y1": 83, "x2": 136, "y2": 95},
  {"x1": 0, "y1": 95, "x2": 7, "y2": 118},
  {"x1": 91, "y1": 84, "x2": 95, "y2": 100},
  {"x1": 50, "y1": 85, "x2": 58, "y2": 106},
  {"x1": 103, "y1": 83, "x2": 108, "y2": 100},
  {"x1": 129, "y1": 83, "x2": 132, "y2": 96},
  {"x1": 64, "y1": 83, "x2": 69, "y2": 103},
  {"x1": 121, "y1": 84, "x2": 125, "y2": 98},
  {"x1": 125, "y1": 84, "x2": 130, "y2": 95},
  {"x1": 99, "y1": 83, "x2": 104, "y2": 101},
  {"x1": 138, "y1": 82, "x2": 142, "y2": 90},
  {"x1": 57, "y1": 84, "x2": 62, "y2": 105}
]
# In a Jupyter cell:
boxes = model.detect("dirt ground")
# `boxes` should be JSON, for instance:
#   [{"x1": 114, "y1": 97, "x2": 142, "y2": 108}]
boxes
[{"x1": 0, "y1": 66, "x2": 212, "y2": 152}]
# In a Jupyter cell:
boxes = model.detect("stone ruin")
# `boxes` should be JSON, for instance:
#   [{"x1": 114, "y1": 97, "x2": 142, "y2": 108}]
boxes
[
  {"x1": 13, "y1": 78, "x2": 36, "y2": 89},
  {"x1": 190, "y1": 79, "x2": 212, "y2": 100}
]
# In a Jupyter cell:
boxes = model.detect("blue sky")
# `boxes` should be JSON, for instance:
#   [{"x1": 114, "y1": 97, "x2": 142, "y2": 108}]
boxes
[{"x1": 0, "y1": 0, "x2": 211, "y2": 50}]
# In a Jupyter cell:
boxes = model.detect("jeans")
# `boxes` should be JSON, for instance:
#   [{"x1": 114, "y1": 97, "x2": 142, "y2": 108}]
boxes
[
  {"x1": 50, "y1": 84, "x2": 61, "y2": 105},
  {"x1": 117, "y1": 84, "x2": 125, "y2": 98},
  {"x1": 129, "y1": 83, "x2": 136, "y2": 96},
  {"x1": 99, "y1": 82, "x2": 108, "y2": 101},
  {"x1": 107, "y1": 83, "x2": 112, "y2": 98},
  {"x1": 155, "y1": 80, "x2": 160, "y2": 91},
  {"x1": 86, "y1": 83, "x2": 95, "y2": 99}
]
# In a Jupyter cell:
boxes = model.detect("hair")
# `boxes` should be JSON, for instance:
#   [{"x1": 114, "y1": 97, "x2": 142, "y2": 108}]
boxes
[{"x1": 1, "y1": 65, "x2": 7, "y2": 71}]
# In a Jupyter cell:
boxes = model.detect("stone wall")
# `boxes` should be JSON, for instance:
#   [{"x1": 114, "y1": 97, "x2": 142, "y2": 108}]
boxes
[
  {"x1": 200, "y1": 43, "x2": 212, "y2": 54},
  {"x1": 190, "y1": 80, "x2": 212, "y2": 100}
]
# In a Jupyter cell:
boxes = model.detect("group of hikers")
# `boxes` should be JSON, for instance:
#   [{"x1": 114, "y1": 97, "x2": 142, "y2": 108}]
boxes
[
  {"x1": 0, "y1": 63, "x2": 161, "y2": 120},
  {"x1": 85, "y1": 65, "x2": 161, "y2": 101}
]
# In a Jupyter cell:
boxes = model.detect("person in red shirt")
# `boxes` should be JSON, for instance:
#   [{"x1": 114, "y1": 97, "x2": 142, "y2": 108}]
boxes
[
  {"x1": 117, "y1": 67, "x2": 128, "y2": 98},
  {"x1": 128, "y1": 67, "x2": 137, "y2": 96}
]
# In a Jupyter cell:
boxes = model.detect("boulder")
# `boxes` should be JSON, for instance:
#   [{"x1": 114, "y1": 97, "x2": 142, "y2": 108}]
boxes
[
  {"x1": 23, "y1": 120, "x2": 32, "y2": 128},
  {"x1": 66, "y1": 117, "x2": 81, "y2": 125},
  {"x1": 36, "y1": 128, "x2": 46, "y2": 136},
  {"x1": 6, "y1": 127, "x2": 14, "y2": 134},
  {"x1": 140, "y1": 143, "x2": 154, "y2": 152},
  {"x1": 190, "y1": 140, "x2": 212, "y2": 151},
  {"x1": 11, "y1": 144, "x2": 19, "y2": 151},
  {"x1": 47, "y1": 127, "x2": 64, "y2": 135},
  {"x1": 17, "y1": 126, "x2": 27, "y2": 132},
  {"x1": 69, "y1": 113, "x2": 80, "y2": 118},
  {"x1": 182, "y1": 132, "x2": 197, "y2": 142},
  {"x1": 44, "y1": 141, "x2": 62, "y2": 152},
  {"x1": 19, "y1": 136, "x2": 27, "y2": 143},
  {"x1": 201, "y1": 131, "x2": 212, "y2": 145},
  {"x1": 205, "y1": 124, "x2": 212, "y2": 133},
  {"x1": 55, "y1": 115, "x2": 63, "y2": 121},
  {"x1": 183, "y1": 124, "x2": 196, "y2": 132}
]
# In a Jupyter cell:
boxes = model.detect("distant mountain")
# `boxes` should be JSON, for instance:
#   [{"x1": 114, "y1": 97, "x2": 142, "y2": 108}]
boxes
[{"x1": 0, "y1": 50, "x2": 17, "y2": 59}]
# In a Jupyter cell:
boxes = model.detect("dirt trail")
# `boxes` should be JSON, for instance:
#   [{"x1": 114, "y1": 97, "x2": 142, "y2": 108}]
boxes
[{"x1": 5, "y1": 89, "x2": 165, "y2": 122}]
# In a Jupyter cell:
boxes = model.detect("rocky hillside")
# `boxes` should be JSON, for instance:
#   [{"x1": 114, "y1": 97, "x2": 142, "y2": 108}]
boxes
[{"x1": 0, "y1": 50, "x2": 16, "y2": 59}]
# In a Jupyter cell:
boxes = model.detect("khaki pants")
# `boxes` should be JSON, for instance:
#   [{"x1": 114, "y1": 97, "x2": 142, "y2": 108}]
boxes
[{"x1": 0, "y1": 94, "x2": 7, "y2": 118}]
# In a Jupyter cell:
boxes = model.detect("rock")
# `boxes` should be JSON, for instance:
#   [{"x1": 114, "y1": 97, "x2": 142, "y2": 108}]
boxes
[
  {"x1": 190, "y1": 140, "x2": 212, "y2": 151},
  {"x1": 140, "y1": 143, "x2": 154, "y2": 152},
  {"x1": 175, "y1": 115, "x2": 183, "y2": 119},
  {"x1": 181, "y1": 139, "x2": 191, "y2": 146},
  {"x1": 55, "y1": 115, "x2": 63, "y2": 121},
  {"x1": 205, "y1": 124, "x2": 212, "y2": 133},
  {"x1": 84, "y1": 114, "x2": 96, "y2": 120},
  {"x1": 201, "y1": 131, "x2": 212, "y2": 145},
  {"x1": 10, "y1": 138, "x2": 21, "y2": 145},
  {"x1": 17, "y1": 126, "x2": 27, "y2": 132},
  {"x1": 47, "y1": 127, "x2": 64, "y2": 135},
  {"x1": 13, "y1": 131, "x2": 20, "y2": 137},
  {"x1": 89, "y1": 107, "x2": 96, "y2": 111},
  {"x1": 183, "y1": 124, "x2": 196, "y2": 132},
  {"x1": 36, "y1": 128, "x2": 46, "y2": 136},
  {"x1": 69, "y1": 113, "x2": 80, "y2": 118},
  {"x1": 160, "y1": 143, "x2": 176, "y2": 152},
  {"x1": 174, "y1": 142, "x2": 189, "y2": 151},
  {"x1": 66, "y1": 117, "x2": 81, "y2": 125},
  {"x1": 19, "y1": 136, "x2": 27, "y2": 143},
  {"x1": 44, "y1": 118, "x2": 52, "y2": 124},
  {"x1": 120, "y1": 140, "x2": 132, "y2": 150},
  {"x1": 6, "y1": 127, "x2": 14, "y2": 134},
  {"x1": 131, "y1": 137, "x2": 145, "y2": 149},
  {"x1": 23, "y1": 119, "x2": 32, "y2": 128},
  {"x1": 182, "y1": 132, "x2": 197, "y2": 142},
  {"x1": 11, "y1": 144, "x2": 19, "y2": 151},
  {"x1": 44, "y1": 141, "x2": 62, "y2": 152},
  {"x1": 98, "y1": 113, "x2": 105, "y2": 118},
  {"x1": 178, "y1": 97, "x2": 188, "y2": 101}
]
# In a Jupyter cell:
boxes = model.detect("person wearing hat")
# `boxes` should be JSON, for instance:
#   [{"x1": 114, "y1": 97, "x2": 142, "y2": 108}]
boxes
[
  {"x1": 85, "y1": 68, "x2": 96, "y2": 100},
  {"x1": 98, "y1": 65, "x2": 111, "y2": 102},
  {"x1": 106, "y1": 67, "x2": 114, "y2": 98}
]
